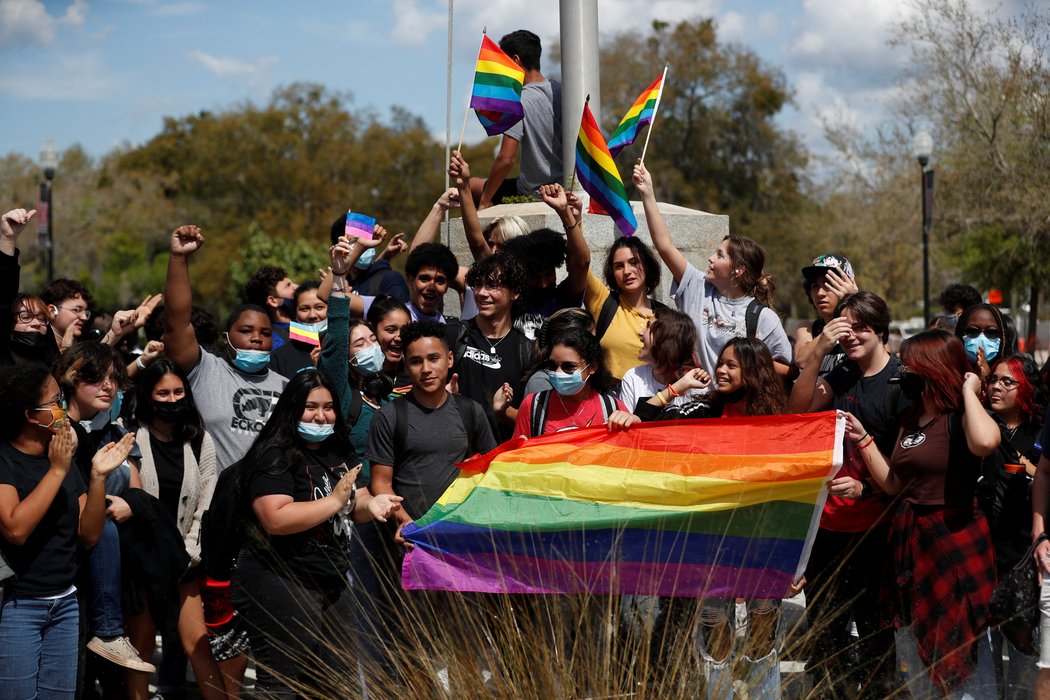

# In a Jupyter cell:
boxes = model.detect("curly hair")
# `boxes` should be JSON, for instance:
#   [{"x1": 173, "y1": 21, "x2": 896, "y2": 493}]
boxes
[
  {"x1": 40, "y1": 278, "x2": 92, "y2": 308},
  {"x1": 939, "y1": 284, "x2": 982, "y2": 314},
  {"x1": 465, "y1": 252, "x2": 528, "y2": 314},
  {"x1": 603, "y1": 237, "x2": 661, "y2": 295},
  {"x1": 400, "y1": 320, "x2": 450, "y2": 353},
  {"x1": 406, "y1": 243, "x2": 458, "y2": 281},
  {"x1": 242, "y1": 265, "x2": 287, "y2": 307},
  {"x1": 499, "y1": 228, "x2": 567, "y2": 276},
  {"x1": 0, "y1": 364, "x2": 54, "y2": 442}
]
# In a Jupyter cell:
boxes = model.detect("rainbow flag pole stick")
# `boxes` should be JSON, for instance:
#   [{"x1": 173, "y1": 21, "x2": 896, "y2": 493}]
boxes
[
  {"x1": 566, "y1": 95, "x2": 588, "y2": 194},
  {"x1": 640, "y1": 65, "x2": 669, "y2": 164}
]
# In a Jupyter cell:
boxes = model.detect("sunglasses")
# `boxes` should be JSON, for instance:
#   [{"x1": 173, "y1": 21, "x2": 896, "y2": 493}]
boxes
[
  {"x1": 961, "y1": 326, "x2": 1002, "y2": 339},
  {"x1": 543, "y1": 360, "x2": 587, "y2": 374}
]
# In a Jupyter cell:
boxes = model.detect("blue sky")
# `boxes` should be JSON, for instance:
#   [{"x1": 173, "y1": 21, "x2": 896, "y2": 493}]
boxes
[{"x1": 0, "y1": 0, "x2": 1021, "y2": 169}]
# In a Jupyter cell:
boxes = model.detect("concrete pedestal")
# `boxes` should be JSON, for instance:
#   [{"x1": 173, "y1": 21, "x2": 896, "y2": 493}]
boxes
[{"x1": 437, "y1": 198, "x2": 729, "y2": 316}]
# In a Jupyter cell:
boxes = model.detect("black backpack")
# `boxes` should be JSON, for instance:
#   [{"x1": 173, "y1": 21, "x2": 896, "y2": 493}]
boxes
[
  {"x1": 743, "y1": 299, "x2": 766, "y2": 339},
  {"x1": 528, "y1": 389, "x2": 618, "y2": 437},
  {"x1": 595, "y1": 292, "x2": 669, "y2": 340},
  {"x1": 200, "y1": 463, "x2": 248, "y2": 582}
]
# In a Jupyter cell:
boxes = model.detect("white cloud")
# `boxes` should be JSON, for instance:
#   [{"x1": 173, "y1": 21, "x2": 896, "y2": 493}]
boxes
[
  {"x1": 0, "y1": 0, "x2": 87, "y2": 47},
  {"x1": 0, "y1": 50, "x2": 116, "y2": 100},
  {"x1": 390, "y1": 0, "x2": 447, "y2": 46},
  {"x1": 188, "y1": 50, "x2": 278, "y2": 79}
]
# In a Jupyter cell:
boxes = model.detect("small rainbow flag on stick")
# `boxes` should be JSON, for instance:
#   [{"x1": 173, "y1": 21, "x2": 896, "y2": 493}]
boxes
[
  {"x1": 288, "y1": 322, "x2": 320, "y2": 346},
  {"x1": 575, "y1": 99, "x2": 638, "y2": 237},
  {"x1": 469, "y1": 34, "x2": 525, "y2": 137},
  {"x1": 402, "y1": 412, "x2": 842, "y2": 598},
  {"x1": 344, "y1": 211, "x2": 376, "y2": 240},
  {"x1": 607, "y1": 68, "x2": 667, "y2": 158}
]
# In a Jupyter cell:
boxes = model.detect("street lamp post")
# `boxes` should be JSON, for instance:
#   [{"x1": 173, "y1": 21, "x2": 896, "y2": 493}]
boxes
[
  {"x1": 913, "y1": 129, "x2": 934, "y2": 325},
  {"x1": 39, "y1": 138, "x2": 58, "y2": 283}
]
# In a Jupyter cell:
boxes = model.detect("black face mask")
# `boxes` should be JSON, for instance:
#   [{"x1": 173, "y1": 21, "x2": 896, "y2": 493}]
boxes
[
  {"x1": 898, "y1": 373, "x2": 926, "y2": 401},
  {"x1": 153, "y1": 398, "x2": 189, "y2": 423},
  {"x1": 10, "y1": 330, "x2": 50, "y2": 355}
]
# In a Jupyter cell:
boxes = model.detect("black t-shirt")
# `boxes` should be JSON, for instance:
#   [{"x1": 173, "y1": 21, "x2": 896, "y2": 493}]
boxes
[
  {"x1": 269, "y1": 339, "x2": 316, "y2": 378},
  {"x1": 825, "y1": 356, "x2": 910, "y2": 456},
  {"x1": 1039, "y1": 405, "x2": 1050, "y2": 459},
  {"x1": 454, "y1": 321, "x2": 527, "y2": 442},
  {"x1": 978, "y1": 419, "x2": 1041, "y2": 572},
  {"x1": 150, "y1": 437, "x2": 186, "y2": 521},
  {"x1": 244, "y1": 445, "x2": 355, "y2": 586},
  {"x1": 0, "y1": 442, "x2": 87, "y2": 596}
]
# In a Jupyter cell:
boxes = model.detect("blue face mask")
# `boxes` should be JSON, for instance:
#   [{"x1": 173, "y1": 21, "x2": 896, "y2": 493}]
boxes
[
  {"x1": 963, "y1": 334, "x2": 1000, "y2": 363},
  {"x1": 354, "y1": 247, "x2": 377, "y2": 270},
  {"x1": 297, "y1": 421, "x2": 334, "y2": 443},
  {"x1": 298, "y1": 319, "x2": 328, "y2": 335},
  {"x1": 351, "y1": 343, "x2": 385, "y2": 376},
  {"x1": 108, "y1": 389, "x2": 124, "y2": 422},
  {"x1": 549, "y1": 368, "x2": 588, "y2": 396},
  {"x1": 229, "y1": 346, "x2": 271, "y2": 373}
]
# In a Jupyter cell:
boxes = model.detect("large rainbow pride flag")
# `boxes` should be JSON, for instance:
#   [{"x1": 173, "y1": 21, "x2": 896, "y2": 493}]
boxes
[
  {"x1": 575, "y1": 101, "x2": 638, "y2": 237},
  {"x1": 469, "y1": 35, "x2": 525, "y2": 136},
  {"x1": 402, "y1": 412, "x2": 842, "y2": 598},
  {"x1": 607, "y1": 71, "x2": 665, "y2": 157}
]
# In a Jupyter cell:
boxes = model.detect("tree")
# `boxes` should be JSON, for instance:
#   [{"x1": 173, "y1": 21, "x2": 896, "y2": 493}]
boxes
[{"x1": 892, "y1": 0, "x2": 1050, "y2": 343}]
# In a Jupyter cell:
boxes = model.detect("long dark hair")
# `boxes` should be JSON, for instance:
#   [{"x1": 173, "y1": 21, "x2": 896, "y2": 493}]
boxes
[
  {"x1": 954, "y1": 303, "x2": 1018, "y2": 358},
  {"x1": 545, "y1": 328, "x2": 617, "y2": 396},
  {"x1": 711, "y1": 337, "x2": 786, "y2": 417},
  {"x1": 236, "y1": 370, "x2": 352, "y2": 487},
  {"x1": 603, "y1": 237, "x2": 661, "y2": 295},
  {"x1": 131, "y1": 358, "x2": 205, "y2": 444}
]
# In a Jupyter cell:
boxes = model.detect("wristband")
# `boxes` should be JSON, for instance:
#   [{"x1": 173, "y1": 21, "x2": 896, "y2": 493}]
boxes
[
  {"x1": 667, "y1": 383, "x2": 681, "y2": 399},
  {"x1": 857, "y1": 436, "x2": 875, "y2": 450},
  {"x1": 656, "y1": 390, "x2": 669, "y2": 407},
  {"x1": 853, "y1": 432, "x2": 869, "y2": 444},
  {"x1": 135, "y1": 357, "x2": 147, "y2": 371},
  {"x1": 566, "y1": 219, "x2": 581, "y2": 231},
  {"x1": 1037, "y1": 532, "x2": 1049, "y2": 545}
]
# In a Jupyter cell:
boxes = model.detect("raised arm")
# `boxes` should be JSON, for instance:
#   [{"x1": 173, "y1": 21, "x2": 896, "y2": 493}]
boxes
[
  {"x1": 633, "y1": 162, "x2": 687, "y2": 282},
  {"x1": 0, "y1": 208, "x2": 34, "y2": 306},
  {"x1": 541, "y1": 183, "x2": 587, "y2": 299},
  {"x1": 787, "y1": 317, "x2": 850, "y2": 412},
  {"x1": 961, "y1": 372, "x2": 1000, "y2": 457},
  {"x1": 410, "y1": 188, "x2": 459, "y2": 252},
  {"x1": 163, "y1": 225, "x2": 204, "y2": 372},
  {"x1": 449, "y1": 151, "x2": 490, "y2": 261}
]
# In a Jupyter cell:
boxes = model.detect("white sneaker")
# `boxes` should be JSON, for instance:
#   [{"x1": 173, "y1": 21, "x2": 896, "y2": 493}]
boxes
[{"x1": 87, "y1": 636, "x2": 156, "y2": 673}]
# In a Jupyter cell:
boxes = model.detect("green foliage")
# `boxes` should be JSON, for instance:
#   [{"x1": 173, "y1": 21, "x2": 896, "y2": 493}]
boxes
[
  {"x1": 500, "y1": 194, "x2": 540, "y2": 204},
  {"x1": 227, "y1": 223, "x2": 325, "y2": 302}
]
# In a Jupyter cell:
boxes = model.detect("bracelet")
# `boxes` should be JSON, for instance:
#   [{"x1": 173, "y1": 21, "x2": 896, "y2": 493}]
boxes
[
  {"x1": 135, "y1": 357, "x2": 147, "y2": 371},
  {"x1": 666, "y1": 383, "x2": 681, "y2": 398},
  {"x1": 656, "y1": 390, "x2": 669, "y2": 407},
  {"x1": 1037, "y1": 532, "x2": 1049, "y2": 545},
  {"x1": 566, "y1": 219, "x2": 581, "y2": 231},
  {"x1": 856, "y1": 436, "x2": 875, "y2": 450},
  {"x1": 853, "y1": 432, "x2": 869, "y2": 444}
]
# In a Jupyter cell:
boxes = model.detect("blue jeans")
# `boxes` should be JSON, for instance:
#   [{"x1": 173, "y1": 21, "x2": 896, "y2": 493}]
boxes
[
  {"x1": 88, "y1": 518, "x2": 123, "y2": 637},
  {"x1": 0, "y1": 591, "x2": 80, "y2": 698}
]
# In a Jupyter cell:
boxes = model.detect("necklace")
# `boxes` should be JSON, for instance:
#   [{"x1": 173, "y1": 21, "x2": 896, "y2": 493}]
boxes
[
  {"x1": 486, "y1": 331, "x2": 509, "y2": 356},
  {"x1": 554, "y1": 391, "x2": 594, "y2": 428}
]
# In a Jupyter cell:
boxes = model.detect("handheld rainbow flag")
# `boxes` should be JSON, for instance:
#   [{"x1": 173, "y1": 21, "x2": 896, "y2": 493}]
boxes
[
  {"x1": 576, "y1": 100, "x2": 638, "y2": 237},
  {"x1": 469, "y1": 34, "x2": 525, "y2": 136},
  {"x1": 402, "y1": 412, "x2": 842, "y2": 598},
  {"x1": 288, "y1": 322, "x2": 320, "y2": 346},
  {"x1": 607, "y1": 68, "x2": 666, "y2": 158},
  {"x1": 344, "y1": 211, "x2": 376, "y2": 240}
]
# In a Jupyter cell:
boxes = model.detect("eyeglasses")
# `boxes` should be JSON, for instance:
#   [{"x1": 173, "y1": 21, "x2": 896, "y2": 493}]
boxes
[
  {"x1": 985, "y1": 375, "x2": 1019, "y2": 389},
  {"x1": 57, "y1": 305, "x2": 91, "y2": 319},
  {"x1": 32, "y1": 393, "x2": 66, "y2": 411},
  {"x1": 961, "y1": 326, "x2": 1002, "y2": 339},
  {"x1": 16, "y1": 310, "x2": 50, "y2": 324},
  {"x1": 543, "y1": 360, "x2": 587, "y2": 374}
]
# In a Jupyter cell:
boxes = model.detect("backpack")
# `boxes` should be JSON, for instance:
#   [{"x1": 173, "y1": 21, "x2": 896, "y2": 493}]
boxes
[
  {"x1": 528, "y1": 389, "x2": 618, "y2": 437},
  {"x1": 200, "y1": 463, "x2": 248, "y2": 582},
  {"x1": 744, "y1": 299, "x2": 766, "y2": 340},
  {"x1": 595, "y1": 292, "x2": 669, "y2": 341},
  {"x1": 392, "y1": 393, "x2": 481, "y2": 466}
]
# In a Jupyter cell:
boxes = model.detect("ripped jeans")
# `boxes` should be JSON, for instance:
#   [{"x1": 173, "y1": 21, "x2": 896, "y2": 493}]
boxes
[{"x1": 697, "y1": 599, "x2": 781, "y2": 699}]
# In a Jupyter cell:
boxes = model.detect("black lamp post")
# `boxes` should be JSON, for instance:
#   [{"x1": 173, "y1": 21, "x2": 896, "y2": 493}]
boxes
[
  {"x1": 913, "y1": 129, "x2": 934, "y2": 325},
  {"x1": 39, "y1": 138, "x2": 58, "y2": 283}
]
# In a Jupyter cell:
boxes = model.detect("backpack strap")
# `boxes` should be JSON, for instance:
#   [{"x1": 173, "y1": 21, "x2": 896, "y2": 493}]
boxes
[
  {"x1": 452, "y1": 394, "x2": 478, "y2": 457},
  {"x1": 530, "y1": 390, "x2": 553, "y2": 437},
  {"x1": 345, "y1": 389, "x2": 364, "y2": 428},
  {"x1": 745, "y1": 299, "x2": 767, "y2": 339},
  {"x1": 599, "y1": 393, "x2": 617, "y2": 422},
  {"x1": 448, "y1": 317, "x2": 469, "y2": 367},
  {"x1": 595, "y1": 292, "x2": 620, "y2": 341}
]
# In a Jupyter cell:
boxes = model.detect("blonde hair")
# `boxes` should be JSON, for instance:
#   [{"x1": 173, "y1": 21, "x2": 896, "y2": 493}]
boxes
[{"x1": 483, "y1": 216, "x2": 530, "y2": 248}]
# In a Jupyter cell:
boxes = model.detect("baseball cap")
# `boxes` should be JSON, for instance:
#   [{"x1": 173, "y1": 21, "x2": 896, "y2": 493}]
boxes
[{"x1": 802, "y1": 253, "x2": 854, "y2": 280}]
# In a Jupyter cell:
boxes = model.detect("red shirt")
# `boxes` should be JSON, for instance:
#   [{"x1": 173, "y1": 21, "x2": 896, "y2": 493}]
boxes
[{"x1": 514, "y1": 391, "x2": 628, "y2": 438}]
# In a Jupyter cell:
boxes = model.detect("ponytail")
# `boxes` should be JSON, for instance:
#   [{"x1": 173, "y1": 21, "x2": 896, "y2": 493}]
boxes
[{"x1": 753, "y1": 273, "x2": 777, "y2": 312}]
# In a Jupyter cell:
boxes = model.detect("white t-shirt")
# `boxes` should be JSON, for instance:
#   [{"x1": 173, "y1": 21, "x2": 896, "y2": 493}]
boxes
[
  {"x1": 671, "y1": 262, "x2": 792, "y2": 375},
  {"x1": 618, "y1": 364, "x2": 706, "y2": 413}
]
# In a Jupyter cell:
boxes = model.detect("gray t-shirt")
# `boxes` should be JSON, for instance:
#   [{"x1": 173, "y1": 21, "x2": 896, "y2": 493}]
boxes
[
  {"x1": 365, "y1": 392, "x2": 496, "y2": 520},
  {"x1": 671, "y1": 262, "x2": 792, "y2": 375},
  {"x1": 504, "y1": 79, "x2": 563, "y2": 196},
  {"x1": 187, "y1": 348, "x2": 288, "y2": 471}
]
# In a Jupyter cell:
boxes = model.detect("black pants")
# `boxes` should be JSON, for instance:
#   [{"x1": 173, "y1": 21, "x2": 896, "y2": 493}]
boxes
[
  {"x1": 803, "y1": 525, "x2": 896, "y2": 698},
  {"x1": 232, "y1": 551, "x2": 357, "y2": 698}
]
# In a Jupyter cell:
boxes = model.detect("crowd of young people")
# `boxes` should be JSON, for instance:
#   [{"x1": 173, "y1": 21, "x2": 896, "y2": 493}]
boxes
[{"x1": 3, "y1": 138, "x2": 1050, "y2": 699}]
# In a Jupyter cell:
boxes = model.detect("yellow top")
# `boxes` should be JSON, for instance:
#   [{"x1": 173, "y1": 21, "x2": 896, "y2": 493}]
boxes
[{"x1": 584, "y1": 270, "x2": 653, "y2": 380}]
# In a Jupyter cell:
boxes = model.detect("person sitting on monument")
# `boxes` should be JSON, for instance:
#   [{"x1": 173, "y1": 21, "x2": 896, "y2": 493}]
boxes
[
  {"x1": 470, "y1": 29, "x2": 563, "y2": 209},
  {"x1": 632, "y1": 162, "x2": 793, "y2": 378},
  {"x1": 541, "y1": 181, "x2": 665, "y2": 382}
]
